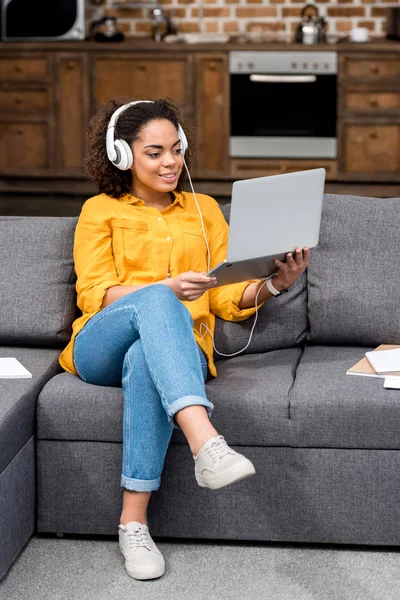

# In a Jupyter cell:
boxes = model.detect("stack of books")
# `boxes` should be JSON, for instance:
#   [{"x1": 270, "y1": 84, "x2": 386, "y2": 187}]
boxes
[{"x1": 347, "y1": 344, "x2": 400, "y2": 389}]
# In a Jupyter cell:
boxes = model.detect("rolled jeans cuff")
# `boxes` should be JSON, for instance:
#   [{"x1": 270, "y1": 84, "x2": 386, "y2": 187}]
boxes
[
  {"x1": 168, "y1": 395, "x2": 214, "y2": 429},
  {"x1": 121, "y1": 475, "x2": 161, "y2": 492}
]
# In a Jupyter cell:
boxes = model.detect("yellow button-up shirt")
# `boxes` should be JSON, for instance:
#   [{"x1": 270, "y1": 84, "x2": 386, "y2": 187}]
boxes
[{"x1": 59, "y1": 191, "x2": 263, "y2": 378}]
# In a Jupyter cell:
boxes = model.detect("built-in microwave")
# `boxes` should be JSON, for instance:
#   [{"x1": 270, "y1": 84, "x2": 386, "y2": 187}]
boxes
[
  {"x1": 230, "y1": 51, "x2": 338, "y2": 159},
  {"x1": 0, "y1": 0, "x2": 85, "y2": 41}
]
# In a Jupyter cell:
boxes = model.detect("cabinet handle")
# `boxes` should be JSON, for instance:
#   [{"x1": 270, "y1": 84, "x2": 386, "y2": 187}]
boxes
[
  {"x1": 137, "y1": 64, "x2": 147, "y2": 72},
  {"x1": 15, "y1": 128, "x2": 23, "y2": 135},
  {"x1": 66, "y1": 61, "x2": 76, "y2": 70},
  {"x1": 370, "y1": 65, "x2": 380, "y2": 75},
  {"x1": 208, "y1": 62, "x2": 218, "y2": 72},
  {"x1": 14, "y1": 64, "x2": 23, "y2": 73},
  {"x1": 13, "y1": 96, "x2": 23, "y2": 105},
  {"x1": 369, "y1": 100, "x2": 379, "y2": 108},
  {"x1": 369, "y1": 132, "x2": 378, "y2": 139}
]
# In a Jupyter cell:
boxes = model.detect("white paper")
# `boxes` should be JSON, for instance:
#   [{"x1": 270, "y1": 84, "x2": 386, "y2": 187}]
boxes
[
  {"x1": 384, "y1": 377, "x2": 400, "y2": 390},
  {"x1": 365, "y1": 348, "x2": 400, "y2": 375},
  {"x1": 0, "y1": 358, "x2": 32, "y2": 379}
]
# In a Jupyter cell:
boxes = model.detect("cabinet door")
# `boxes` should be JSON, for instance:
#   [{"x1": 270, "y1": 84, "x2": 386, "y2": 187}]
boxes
[
  {"x1": 194, "y1": 54, "x2": 229, "y2": 178},
  {"x1": 0, "y1": 54, "x2": 52, "y2": 176},
  {"x1": 0, "y1": 122, "x2": 50, "y2": 173},
  {"x1": 340, "y1": 123, "x2": 400, "y2": 178},
  {"x1": 93, "y1": 55, "x2": 192, "y2": 115},
  {"x1": 55, "y1": 54, "x2": 89, "y2": 176}
]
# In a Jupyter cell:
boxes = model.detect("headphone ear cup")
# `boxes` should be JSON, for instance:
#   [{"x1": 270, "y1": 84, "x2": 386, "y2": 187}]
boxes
[
  {"x1": 177, "y1": 125, "x2": 188, "y2": 155},
  {"x1": 113, "y1": 139, "x2": 133, "y2": 170}
]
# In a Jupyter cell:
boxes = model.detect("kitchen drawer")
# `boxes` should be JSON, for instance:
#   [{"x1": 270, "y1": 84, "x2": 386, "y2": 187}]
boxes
[
  {"x1": 344, "y1": 91, "x2": 400, "y2": 112},
  {"x1": 230, "y1": 159, "x2": 337, "y2": 180},
  {"x1": 0, "y1": 57, "x2": 49, "y2": 82},
  {"x1": 342, "y1": 123, "x2": 400, "y2": 174},
  {"x1": 341, "y1": 56, "x2": 400, "y2": 81},
  {"x1": 93, "y1": 57, "x2": 190, "y2": 109},
  {"x1": 0, "y1": 89, "x2": 48, "y2": 115},
  {"x1": 0, "y1": 122, "x2": 50, "y2": 172}
]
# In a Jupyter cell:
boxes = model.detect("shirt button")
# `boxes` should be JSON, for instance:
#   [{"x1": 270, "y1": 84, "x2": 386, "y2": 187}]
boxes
[
  {"x1": 166, "y1": 237, "x2": 171, "y2": 241},
  {"x1": 158, "y1": 217, "x2": 162, "y2": 221}
]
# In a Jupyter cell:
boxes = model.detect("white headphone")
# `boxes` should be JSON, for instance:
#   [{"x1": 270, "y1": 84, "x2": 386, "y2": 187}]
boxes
[{"x1": 106, "y1": 100, "x2": 188, "y2": 171}]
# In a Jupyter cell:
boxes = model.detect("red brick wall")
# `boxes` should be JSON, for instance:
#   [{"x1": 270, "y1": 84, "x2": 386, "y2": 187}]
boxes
[{"x1": 90, "y1": 0, "x2": 399, "y2": 41}]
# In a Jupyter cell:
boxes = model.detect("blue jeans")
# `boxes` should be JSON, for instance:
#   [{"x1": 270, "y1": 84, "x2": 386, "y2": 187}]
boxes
[{"x1": 73, "y1": 285, "x2": 214, "y2": 493}]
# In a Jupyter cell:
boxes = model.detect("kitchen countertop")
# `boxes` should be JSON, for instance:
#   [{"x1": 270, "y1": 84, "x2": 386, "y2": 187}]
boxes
[{"x1": 0, "y1": 38, "x2": 400, "y2": 53}]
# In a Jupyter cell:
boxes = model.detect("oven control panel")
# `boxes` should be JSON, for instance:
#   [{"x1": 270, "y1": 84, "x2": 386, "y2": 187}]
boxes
[{"x1": 229, "y1": 51, "x2": 338, "y2": 74}]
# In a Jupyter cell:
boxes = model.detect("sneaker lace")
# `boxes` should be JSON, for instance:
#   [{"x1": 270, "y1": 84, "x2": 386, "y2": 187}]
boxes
[
  {"x1": 206, "y1": 435, "x2": 232, "y2": 462},
  {"x1": 127, "y1": 525, "x2": 152, "y2": 551}
]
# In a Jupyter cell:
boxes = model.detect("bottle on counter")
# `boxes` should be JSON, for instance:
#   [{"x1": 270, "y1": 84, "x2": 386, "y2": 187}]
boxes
[{"x1": 151, "y1": 8, "x2": 177, "y2": 42}]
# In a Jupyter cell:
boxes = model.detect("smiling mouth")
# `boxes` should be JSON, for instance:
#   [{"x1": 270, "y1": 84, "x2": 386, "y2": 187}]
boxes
[{"x1": 159, "y1": 173, "x2": 177, "y2": 180}]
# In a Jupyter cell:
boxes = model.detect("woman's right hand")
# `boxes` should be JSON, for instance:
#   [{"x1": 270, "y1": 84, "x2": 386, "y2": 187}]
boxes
[{"x1": 165, "y1": 271, "x2": 217, "y2": 301}]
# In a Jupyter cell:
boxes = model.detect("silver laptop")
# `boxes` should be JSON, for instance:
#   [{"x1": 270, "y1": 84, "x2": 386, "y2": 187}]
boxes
[{"x1": 207, "y1": 168, "x2": 325, "y2": 286}]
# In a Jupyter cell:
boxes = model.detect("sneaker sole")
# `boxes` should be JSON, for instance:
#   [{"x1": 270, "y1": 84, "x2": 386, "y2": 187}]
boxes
[
  {"x1": 125, "y1": 561, "x2": 165, "y2": 581},
  {"x1": 195, "y1": 460, "x2": 256, "y2": 490}
]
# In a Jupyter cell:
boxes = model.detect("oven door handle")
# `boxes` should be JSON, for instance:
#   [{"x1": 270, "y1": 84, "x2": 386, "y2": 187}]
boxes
[{"x1": 249, "y1": 74, "x2": 317, "y2": 83}]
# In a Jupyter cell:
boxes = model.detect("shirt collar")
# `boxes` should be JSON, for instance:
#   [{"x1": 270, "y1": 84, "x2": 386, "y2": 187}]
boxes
[{"x1": 121, "y1": 191, "x2": 184, "y2": 208}]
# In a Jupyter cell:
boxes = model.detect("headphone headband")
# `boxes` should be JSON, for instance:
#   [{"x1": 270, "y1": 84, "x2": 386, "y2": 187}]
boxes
[{"x1": 106, "y1": 100, "x2": 188, "y2": 170}]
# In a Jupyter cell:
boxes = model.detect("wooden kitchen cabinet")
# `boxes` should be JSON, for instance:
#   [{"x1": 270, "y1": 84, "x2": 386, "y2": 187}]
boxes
[
  {"x1": 338, "y1": 52, "x2": 400, "y2": 181},
  {"x1": 1, "y1": 41, "x2": 400, "y2": 193},
  {"x1": 0, "y1": 51, "x2": 89, "y2": 181},
  {"x1": 0, "y1": 54, "x2": 53, "y2": 176},
  {"x1": 194, "y1": 54, "x2": 229, "y2": 178},
  {"x1": 341, "y1": 122, "x2": 400, "y2": 175},
  {"x1": 92, "y1": 54, "x2": 193, "y2": 119},
  {"x1": 55, "y1": 54, "x2": 90, "y2": 176}
]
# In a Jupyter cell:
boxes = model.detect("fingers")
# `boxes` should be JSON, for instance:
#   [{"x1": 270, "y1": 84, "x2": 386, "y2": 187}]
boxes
[
  {"x1": 184, "y1": 271, "x2": 216, "y2": 282},
  {"x1": 182, "y1": 271, "x2": 217, "y2": 287},
  {"x1": 275, "y1": 247, "x2": 310, "y2": 269}
]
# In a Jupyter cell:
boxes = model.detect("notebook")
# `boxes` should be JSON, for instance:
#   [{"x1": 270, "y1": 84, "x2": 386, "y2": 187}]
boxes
[
  {"x1": 207, "y1": 168, "x2": 325, "y2": 286},
  {"x1": 0, "y1": 357, "x2": 32, "y2": 379},
  {"x1": 365, "y1": 348, "x2": 400, "y2": 376},
  {"x1": 346, "y1": 345, "x2": 400, "y2": 379}
]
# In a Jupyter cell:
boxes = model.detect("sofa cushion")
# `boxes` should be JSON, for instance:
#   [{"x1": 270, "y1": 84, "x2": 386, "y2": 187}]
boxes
[
  {"x1": 307, "y1": 194, "x2": 400, "y2": 345},
  {"x1": 213, "y1": 203, "x2": 309, "y2": 357},
  {"x1": 37, "y1": 348, "x2": 302, "y2": 446},
  {"x1": 0, "y1": 346, "x2": 61, "y2": 474},
  {"x1": 0, "y1": 217, "x2": 77, "y2": 346},
  {"x1": 290, "y1": 345, "x2": 400, "y2": 449}
]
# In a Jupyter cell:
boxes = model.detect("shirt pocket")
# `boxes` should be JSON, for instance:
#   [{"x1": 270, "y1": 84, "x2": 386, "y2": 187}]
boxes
[
  {"x1": 182, "y1": 226, "x2": 208, "y2": 272},
  {"x1": 112, "y1": 219, "x2": 154, "y2": 271}
]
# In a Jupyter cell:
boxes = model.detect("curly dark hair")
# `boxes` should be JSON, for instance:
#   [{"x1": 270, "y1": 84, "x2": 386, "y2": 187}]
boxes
[{"x1": 83, "y1": 97, "x2": 193, "y2": 199}]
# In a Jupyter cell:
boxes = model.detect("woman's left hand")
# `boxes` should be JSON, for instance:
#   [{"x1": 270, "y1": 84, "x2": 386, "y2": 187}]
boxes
[{"x1": 273, "y1": 247, "x2": 310, "y2": 291}]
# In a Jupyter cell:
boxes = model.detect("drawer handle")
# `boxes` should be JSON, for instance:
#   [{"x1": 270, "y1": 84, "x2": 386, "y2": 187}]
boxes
[
  {"x1": 15, "y1": 128, "x2": 23, "y2": 135},
  {"x1": 370, "y1": 66, "x2": 380, "y2": 75},
  {"x1": 14, "y1": 96, "x2": 23, "y2": 105},
  {"x1": 369, "y1": 132, "x2": 378, "y2": 139},
  {"x1": 369, "y1": 100, "x2": 379, "y2": 108},
  {"x1": 137, "y1": 65, "x2": 147, "y2": 72},
  {"x1": 14, "y1": 64, "x2": 23, "y2": 73}
]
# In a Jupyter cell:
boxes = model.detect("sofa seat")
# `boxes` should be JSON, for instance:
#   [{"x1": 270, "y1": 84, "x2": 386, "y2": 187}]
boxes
[
  {"x1": 37, "y1": 348, "x2": 303, "y2": 447},
  {"x1": 290, "y1": 345, "x2": 400, "y2": 449},
  {"x1": 0, "y1": 347, "x2": 61, "y2": 473},
  {"x1": 0, "y1": 346, "x2": 61, "y2": 581}
]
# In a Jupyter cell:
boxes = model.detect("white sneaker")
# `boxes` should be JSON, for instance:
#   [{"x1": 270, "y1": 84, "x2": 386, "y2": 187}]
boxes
[
  {"x1": 194, "y1": 435, "x2": 256, "y2": 490},
  {"x1": 118, "y1": 521, "x2": 165, "y2": 580}
]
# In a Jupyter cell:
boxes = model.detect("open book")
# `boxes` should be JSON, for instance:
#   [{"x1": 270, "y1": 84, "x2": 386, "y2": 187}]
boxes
[{"x1": 347, "y1": 344, "x2": 400, "y2": 379}]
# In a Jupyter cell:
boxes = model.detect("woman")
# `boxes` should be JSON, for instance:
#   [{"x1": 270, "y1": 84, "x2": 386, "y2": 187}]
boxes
[{"x1": 59, "y1": 97, "x2": 309, "y2": 581}]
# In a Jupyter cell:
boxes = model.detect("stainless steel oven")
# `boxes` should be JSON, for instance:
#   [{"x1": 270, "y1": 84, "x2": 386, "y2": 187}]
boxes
[{"x1": 230, "y1": 51, "x2": 338, "y2": 159}]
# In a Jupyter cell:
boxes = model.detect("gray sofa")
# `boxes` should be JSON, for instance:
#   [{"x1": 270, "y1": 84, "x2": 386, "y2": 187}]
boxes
[{"x1": 1, "y1": 194, "x2": 400, "y2": 581}]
